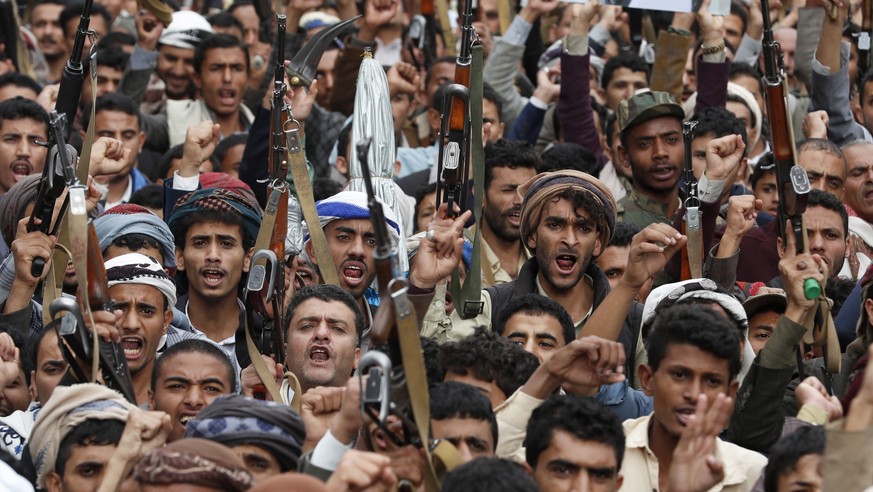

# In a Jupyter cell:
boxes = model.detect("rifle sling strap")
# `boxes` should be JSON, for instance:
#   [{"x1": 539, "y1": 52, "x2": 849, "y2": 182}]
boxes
[
  {"x1": 435, "y1": 0, "x2": 455, "y2": 56},
  {"x1": 44, "y1": 50, "x2": 98, "y2": 326},
  {"x1": 243, "y1": 185, "x2": 285, "y2": 403},
  {"x1": 65, "y1": 188, "x2": 98, "y2": 380},
  {"x1": 392, "y1": 288, "x2": 460, "y2": 490},
  {"x1": 243, "y1": 311, "x2": 291, "y2": 405},
  {"x1": 286, "y1": 127, "x2": 340, "y2": 286},
  {"x1": 451, "y1": 44, "x2": 484, "y2": 319}
]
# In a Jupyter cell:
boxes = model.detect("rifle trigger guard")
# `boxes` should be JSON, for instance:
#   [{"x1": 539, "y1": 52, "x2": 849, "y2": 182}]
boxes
[
  {"x1": 246, "y1": 249, "x2": 279, "y2": 301},
  {"x1": 358, "y1": 350, "x2": 393, "y2": 425}
]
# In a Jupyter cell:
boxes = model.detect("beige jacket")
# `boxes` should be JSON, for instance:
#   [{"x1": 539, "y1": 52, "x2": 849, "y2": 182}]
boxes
[{"x1": 620, "y1": 414, "x2": 767, "y2": 492}]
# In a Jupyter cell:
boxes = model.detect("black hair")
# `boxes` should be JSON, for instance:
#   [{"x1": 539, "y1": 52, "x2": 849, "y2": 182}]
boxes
[
  {"x1": 526, "y1": 394, "x2": 625, "y2": 470},
  {"x1": 726, "y1": 92, "x2": 757, "y2": 129},
  {"x1": 483, "y1": 139, "x2": 539, "y2": 189},
  {"x1": 421, "y1": 336, "x2": 442, "y2": 388},
  {"x1": 312, "y1": 177, "x2": 343, "y2": 202},
  {"x1": 798, "y1": 138, "x2": 846, "y2": 163},
  {"x1": 151, "y1": 339, "x2": 238, "y2": 393},
  {"x1": 29, "y1": 0, "x2": 66, "y2": 23},
  {"x1": 0, "y1": 96, "x2": 49, "y2": 128},
  {"x1": 212, "y1": 131, "x2": 248, "y2": 168},
  {"x1": 83, "y1": 44, "x2": 129, "y2": 74},
  {"x1": 646, "y1": 304, "x2": 742, "y2": 380},
  {"x1": 807, "y1": 189, "x2": 849, "y2": 237},
  {"x1": 208, "y1": 11, "x2": 245, "y2": 40},
  {"x1": 538, "y1": 142, "x2": 598, "y2": 175},
  {"x1": 690, "y1": 107, "x2": 748, "y2": 158},
  {"x1": 430, "y1": 381, "x2": 498, "y2": 450},
  {"x1": 413, "y1": 182, "x2": 438, "y2": 233},
  {"x1": 827, "y1": 276, "x2": 856, "y2": 318},
  {"x1": 438, "y1": 328, "x2": 540, "y2": 401},
  {"x1": 601, "y1": 53, "x2": 650, "y2": 90},
  {"x1": 129, "y1": 184, "x2": 165, "y2": 211},
  {"x1": 55, "y1": 419, "x2": 125, "y2": 476},
  {"x1": 97, "y1": 31, "x2": 136, "y2": 51},
  {"x1": 497, "y1": 293, "x2": 575, "y2": 346},
  {"x1": 482, "y1": 82, "x2": 503, "y2": 124},
  {"x1": 729, "y1": 0, "x2": 748, "y2": 34},
  {"x1": 0, "y1": 324, "x2": 28, "y2": 386},
  {"x1": 158, "y1": 144, "x2": 185, "y2": 180},
  {"x1": 750, "y1": 152, "x2": 775, "y2": 190},
  {"x1": 285, "y1": 284, "x2": 364, "y2": 348},
  {"x1": 60, "y1": 2, "x2": 111, "y2": 38},
  {"x1": 83, "y1": 92, "x2": 142, "y2": 129},
  {"x1": 194, "y1": 33, "x2": 250, "y2": 75},
  {"x1": 27, "y1": 325, "x2": 58, "y2": 393},
  {"x1": 763, "y1": 426, "x2": 825, "y2": 492},
  {"x1": 424, "y1": 55, "x2": 457, "y2": 89},
  {"x1": 441, "y1": 457, "x2": 537, "y2": 492},
  {"x1": 729, "y1": 62, "x2": 764, "y2": 95},
  {"x1": 608, "y1": 221, "x2": 640, "y2": 248},
  {"x1": 227, "y1": 0, "x2": 253, "y2": 14},
  {"x1": 0, "y1": 73, "x2": 41, "y2": 96}
]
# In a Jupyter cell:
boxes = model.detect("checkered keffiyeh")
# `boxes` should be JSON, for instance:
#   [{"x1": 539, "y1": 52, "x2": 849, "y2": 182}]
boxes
[{"x1": 168, "y1": 188, "x2": 262, "y2": 246}]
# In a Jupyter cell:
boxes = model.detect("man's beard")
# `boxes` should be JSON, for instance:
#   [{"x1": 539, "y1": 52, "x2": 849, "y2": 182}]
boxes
[{"x1": 483, "y1": 205, "x2": 520, "y2": 243}]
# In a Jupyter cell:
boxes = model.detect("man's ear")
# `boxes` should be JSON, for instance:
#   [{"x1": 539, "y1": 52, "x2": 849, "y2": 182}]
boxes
[
  {"x1": 305, "y1": 241, "x2": 317, "y2": 266},
  {"x1": 522, "y1": 461, "x2": 534, "y2": 475},
  {"x1": 243, "y1": 247, "x2": 254, "y2": 273},
  {"x1": 336, "y1": 155, "x2": 349, "y2": 178},
  {"x1": 192, "y1": 72, "x2": 203, "y2": 92},
  {"x1": 428, "y1": 108, "x2": 441, "y2": 133},
  {"x1": 617, "y1": 141, "x2": 630, "y2": 170},
  {"x1": 526, "y1": 231, "x2": 537, "y2": 251},
  {"x1": 775, "y1": 236, "x2": 784, "y2": 258},
  {"x1": 728, "y1": 379, "x2": 739, "y2": 399},
  {"x1": 29, "y1": 370, "x2": 36, "y2": 402},
  {"x1": 163, "y1": 308, "x2": 173, "y2": 334},
  {"x1": 175, "y1": 246, "x2": 185, "y2": 271},
  {"x1": 148, "y1": 388, "x2": 155, "y2": 410},
  {"x1": 354, "y1": 347, "x2": 361, "y2": 370},
  {"x1": 593, "y1": 237, "x2": 603, "y2": 258},
  {"x1": 638, "y1": 364, "x2": 654, "y2": 397},
  {"x1": 45, "y1": 471, "x2": 62, "y2": 492}
]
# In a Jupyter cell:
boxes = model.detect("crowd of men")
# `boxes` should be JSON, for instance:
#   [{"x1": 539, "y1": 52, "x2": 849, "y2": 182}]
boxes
[{"x1": 2, "y1": 0, "x2": 873, "y2": 490}]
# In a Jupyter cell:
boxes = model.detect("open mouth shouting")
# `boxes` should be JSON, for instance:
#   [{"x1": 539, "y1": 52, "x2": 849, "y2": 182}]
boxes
[
  {"x1": 121, "y1": 336, "x2": 145, "y2": 362},
  {"x1": 650, "y1": 165, "x2": 677, "y2": 182},
  {"x1": 217, "y1": 87, "x2": 237, "y2": 107},
  {"x1": 675, "y1": 405, "x2": 696, "y2": 427},
  {"x1": 10, "y1": 159, "x2": 32, "y2": 183},
  {"x1": 179, "y1": 411, "x2": 198, "y2": 428},
  {"x1": 506, "y1": 208, "x2": 521, "y2": 227},
  {"x1": 308, "y1": 345, "x2": 332, "y2": 367},
  {"x1": 200, "y1": 267, "x2": 226, "y2": 287},
  {"x1": 340, "y1": 260, "x2": 367, "y2": 289},
  {"x1": 555, "y1": 252, "x2": 578, "y2": 275}
]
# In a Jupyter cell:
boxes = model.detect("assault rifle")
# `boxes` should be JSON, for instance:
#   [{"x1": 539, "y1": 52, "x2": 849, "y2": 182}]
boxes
[
  {"x1": 435, "y1": 0, "x2": 476, "y2": 218},
  {"x1": 760, "y1": 0, "x2": 819, "y2": 299},
  {"x1": 680, "y1": 121, "x2": 701, "y2": 280},
  {"x1": 246, "y1": 13, "x2": 289, "y2": 365},
  {"x1": 27, "y1": 112, "x2": 77, "y2": 277},
  {"x1": 51, "y1": 224, "x2": 136, "y2": 403},
  {"x1": 55, "y1": 0, "x2": 94, "y2": 141}
]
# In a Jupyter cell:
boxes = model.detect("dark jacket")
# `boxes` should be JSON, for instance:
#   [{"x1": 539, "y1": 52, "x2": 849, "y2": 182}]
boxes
[{"x1": 486, "y1": 258, "x2": 642, "y2": 376}]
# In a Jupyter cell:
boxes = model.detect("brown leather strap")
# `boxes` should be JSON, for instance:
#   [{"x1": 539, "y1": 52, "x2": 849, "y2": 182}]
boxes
[{"x1": 286, "y1": 126, "x2": 339, "y2": 285}]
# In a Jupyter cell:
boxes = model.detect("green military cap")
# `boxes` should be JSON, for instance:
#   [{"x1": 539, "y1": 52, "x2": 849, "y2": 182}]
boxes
[{"x1": 617, "y1": 90, "x2": 685, "y2": 133}]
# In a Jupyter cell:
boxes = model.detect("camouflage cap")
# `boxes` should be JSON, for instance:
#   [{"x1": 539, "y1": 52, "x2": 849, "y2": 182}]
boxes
[{"x1": 618, "y1": 90, "x2": 685, "y2": 133}]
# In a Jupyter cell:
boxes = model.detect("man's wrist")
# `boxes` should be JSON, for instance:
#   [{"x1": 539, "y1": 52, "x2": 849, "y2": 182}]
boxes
[{"x1": 518, "y1": 6, "x2": 539, "y2": 24}]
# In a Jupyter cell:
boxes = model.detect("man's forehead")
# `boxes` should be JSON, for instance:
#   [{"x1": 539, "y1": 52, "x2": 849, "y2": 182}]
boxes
[
  {"x1": 845, "y1": 144, "x2": 873, "y2": 166},
  {"x1": 185, "y1": 220, "x2": 244, "y2": 240},
  {"x1": 0, "y1": 117, "x2": 47, "y2": 133},
  {"x1": 292, "y1": 298, "x2": 355, "y2": 321},
  {"x1": 109, "y1": 282, "x2": 163, "y2": 301},
  {"x1": 327, "y1": 218, "x2": 375, "y2": 233},
  {"x1": 544, "y1": 196, "x2": 593, "y2": 219},
  {"x1": 805, "y1": 205, "x2": 844, "y2": 225},
  {"x1": 160, "y1": 354, "x2": 230, "y2": 381},
  {"x1": 203, "y1": 47, "x2": 246, "y2": 63}
]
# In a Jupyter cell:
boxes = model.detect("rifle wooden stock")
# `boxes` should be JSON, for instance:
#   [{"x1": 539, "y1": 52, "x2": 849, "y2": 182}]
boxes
[{"x1": 86, "y1": 224, "x2": 111, "y2": 311}]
